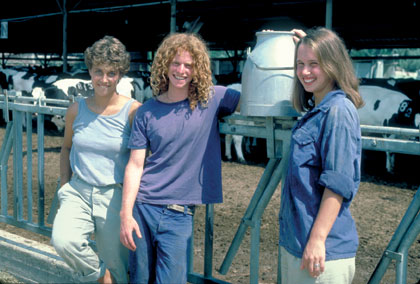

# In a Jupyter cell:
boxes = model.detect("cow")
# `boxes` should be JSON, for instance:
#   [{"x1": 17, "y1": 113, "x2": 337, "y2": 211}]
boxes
[
  {"x1": 358, "y1": 79, "x2": 420, "y2": 174},
  {"x1": 223, "y1": 83, "x2": 246, "y2": 163},
  {"x1": 0, "y1": 67, "x2": 45, "y2": 125},
  {"x1": 222, "y1": 83, "x2": 266, "y2": 164},
  {"x1": 222, "y1": 79, "x2": 420, "y2": 171},
  {"x1": 0, "y1": 69, "x2": 7, "y2": 91},
  {"x1": 0, "y1": 66, "x2": 63, "y2": 94},
  {"x1": 0, "y1": 67, "x2": 18, "y2": 91},
  {"x1": 225, "y1": 83, "x2": 246, "y2": 164},
  {"x1": 33, "y1": 71, "x2": 152, "y2": 131}
]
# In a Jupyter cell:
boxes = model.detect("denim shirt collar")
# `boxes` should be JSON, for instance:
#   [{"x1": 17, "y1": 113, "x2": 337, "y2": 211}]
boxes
[{"x1": 295, "y1": 90, "x2": 347, "y2": 130}]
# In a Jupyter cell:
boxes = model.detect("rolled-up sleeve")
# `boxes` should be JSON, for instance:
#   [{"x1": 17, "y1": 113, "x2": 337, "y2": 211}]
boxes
[{"x1": 318, "y1": 102, "x2": 361, "y2": 201}]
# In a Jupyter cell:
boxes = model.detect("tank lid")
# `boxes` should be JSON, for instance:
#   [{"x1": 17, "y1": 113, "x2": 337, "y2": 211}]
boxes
[{"x1": 255, "y1": 30, "x2": 295, "y2": 36}]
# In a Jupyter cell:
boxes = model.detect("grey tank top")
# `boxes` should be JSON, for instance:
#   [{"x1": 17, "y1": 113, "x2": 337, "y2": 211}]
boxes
[{"x1": 70, "y1": 98, "x2": 135, "y2": 186}]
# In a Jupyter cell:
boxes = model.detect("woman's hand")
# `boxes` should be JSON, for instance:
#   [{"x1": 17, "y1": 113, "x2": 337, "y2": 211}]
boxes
[
  {"x1": 291, "y1": 29, "x2": 306, "y2": 44},
  {"x1": 300, "y1": 238, "x2": 325, "y2": 278},
  {"x1": 261, "y1": 28, "x2": 306, "y2": 44},
  {"x1": 300, "y1": 188, "x2": 343, "y2": 278}
]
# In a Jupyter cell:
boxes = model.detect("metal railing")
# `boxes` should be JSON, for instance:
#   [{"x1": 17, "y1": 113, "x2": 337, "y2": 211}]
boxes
[
  {"x1": 0, "y1": 90, "x2": 228, "y2": 283},
  {"x1": 1, "y1": 92, "x2": 419, "y2": 283},
  {"x1": 0, "y1": 90, "x2": 69, "y2": 237},
  {"x1": 218, "y1": 113, "x2": 420, "y2": 284}
]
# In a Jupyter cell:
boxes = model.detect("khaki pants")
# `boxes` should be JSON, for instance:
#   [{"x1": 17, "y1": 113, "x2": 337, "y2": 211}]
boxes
[
  {"x1": 280, "y1": 246, "x2": 355, "y2": 284},
  {"x1": 51, "y1": 175, "x2": 128, "y2": 283}
]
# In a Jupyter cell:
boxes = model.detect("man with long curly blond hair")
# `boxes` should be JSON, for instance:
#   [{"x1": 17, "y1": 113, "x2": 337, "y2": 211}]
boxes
[
  {"x1": 149, "y1": 32, "x2": 214, "y2": 111},
  {"x1": 119, "y1": 32, "x2": 241, "y2": 283}
]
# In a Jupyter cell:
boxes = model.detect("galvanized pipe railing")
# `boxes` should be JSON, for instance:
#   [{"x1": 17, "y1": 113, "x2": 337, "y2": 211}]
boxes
[
  {"x1": 219, "y1": 113, "x2": 420, "y2": 283},
  {"x1": 368, "y1": 186, "x2": 420, "y2": 284},
  {"x1": 219, "y1": 114, "x2": 295, "y2": 284},
  {"x1": 1, "y1": 93, "x2": 420, "y2": 283},
  {"x1": 0, "y1": 90, "x2": 67, "y2": 236},
  {"x1": 0, "y1": 91, "x2": 233, "y2": 283}
]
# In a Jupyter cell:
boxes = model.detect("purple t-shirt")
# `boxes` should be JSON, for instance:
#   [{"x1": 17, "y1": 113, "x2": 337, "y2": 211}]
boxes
[{"x1": 128, "y1": 85, "x2": 240, "y2": 205}]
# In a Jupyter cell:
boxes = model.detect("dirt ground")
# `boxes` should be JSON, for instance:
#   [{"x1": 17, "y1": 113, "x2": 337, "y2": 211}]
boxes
[{"x1": 0, "y1": 127, "x2": 419, "y2": 284}]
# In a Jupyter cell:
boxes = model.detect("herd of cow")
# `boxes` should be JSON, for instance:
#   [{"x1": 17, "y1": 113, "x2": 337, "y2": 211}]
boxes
[
  {"x1": 0, "y1": 66, "x2": 153, "y2": 130},
  {"x1": 1, "y1": 66, "x2": 420, "y2": 174}
]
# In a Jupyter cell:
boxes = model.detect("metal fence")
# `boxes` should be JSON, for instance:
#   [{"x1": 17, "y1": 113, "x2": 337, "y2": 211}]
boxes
[
  {"x1": 1, "y1": 91, "x2": 419, "y2": 283},
  {"x1": 218, "y1": 113, "x2": 420, "y2": 284},
  {"x1": 0, "y1": 90, "x2": 229, "y2": 283},
  {"x1": 0, "y1": 90, "x2": 69, "y2": 237}
]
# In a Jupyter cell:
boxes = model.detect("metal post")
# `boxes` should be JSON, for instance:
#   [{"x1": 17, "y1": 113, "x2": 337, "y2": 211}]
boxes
[
  {"x1": 0, "y1": 120, "x2": 12, "y2": 163},
  {"x1": 62, "y1": 0, "x2": 68, "y2": 73},
  {"x1": 13, "y1": 109, "x2": 23, "y2": 220},
  {"x1": 204, "y1": 204, "x2": 214, "y2": 278},
  {"x1": 0, "y1": 122, "x2": 13, "y2": 216},
  {"x1": 219, "y1": 119, "x2": 292, "y2": 283},
  {"x1": 250, "y1": 219, "x2": 261, "y2": 284},
  {"x1": 37, "y1": 113, "x2": 45, "y2": 226},
  {"x1": 26, "y1": 112, "x2": 33, "y2": 223},
  {"x1": 325, "y1": 0, "x2": 333, "y2": 29},
  {"x1": 368, "y1": 186, "x2": 420, "y2": 284},
  {"x1": 396, "y1": 212, "x2": 420, "y2": 284},
  {"x1": 277, "y1": 134, "x2": 291, "y2": 284},
  {"x1": 170, "y1": 0, "x2": 176, "y2": 33},
  {"x1": 218, "y1": 158, "x2": 279, "y2": 274}
]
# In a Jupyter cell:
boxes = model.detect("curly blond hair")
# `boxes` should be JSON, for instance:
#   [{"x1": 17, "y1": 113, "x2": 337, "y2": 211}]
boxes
[
  {"x1": 150, "y1": 33, "x2": 214, "y2": 110},
  {"x1": 84, "y1": 36, "x2": 130, "y2": 76}
]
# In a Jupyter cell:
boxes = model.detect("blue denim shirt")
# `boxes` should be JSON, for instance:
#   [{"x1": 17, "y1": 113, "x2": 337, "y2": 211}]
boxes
[{"x1": 279, "y1": 90, "x2": 362, "y2": 261}]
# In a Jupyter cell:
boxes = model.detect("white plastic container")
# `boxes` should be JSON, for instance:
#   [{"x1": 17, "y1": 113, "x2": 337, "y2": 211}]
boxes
[{"x1": 240, "y1": 31, "x2": 299, "y2": 117}]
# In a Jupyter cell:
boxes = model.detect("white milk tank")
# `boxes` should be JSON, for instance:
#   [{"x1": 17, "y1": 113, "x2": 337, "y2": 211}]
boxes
[{"x1": 240, "y1": 31, "x2": 299, "y2": 117}]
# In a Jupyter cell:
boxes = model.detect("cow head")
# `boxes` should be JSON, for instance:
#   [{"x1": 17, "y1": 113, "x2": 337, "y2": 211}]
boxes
[{"x1": 51, "y1": 115, "x2": 66, "y2": 132}]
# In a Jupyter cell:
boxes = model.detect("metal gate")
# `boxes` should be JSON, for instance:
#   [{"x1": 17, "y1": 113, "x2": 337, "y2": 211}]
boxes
[
  {"x1": 0, "y1": 90, "x2": 69, "y2": 236},
  {"x1": 1, "y1": 90, "x2": 420, "y2": 283}
]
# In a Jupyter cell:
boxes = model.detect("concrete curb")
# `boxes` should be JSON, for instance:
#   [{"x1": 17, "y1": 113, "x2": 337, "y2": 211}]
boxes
[{"x1": 0, "y1": 229, "x2": 77, "y2": 283}]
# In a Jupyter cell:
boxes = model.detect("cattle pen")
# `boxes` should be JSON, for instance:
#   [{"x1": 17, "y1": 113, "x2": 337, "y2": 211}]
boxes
[{"x1": 1, "y1": 91, "x2": 420, "y2": 283}]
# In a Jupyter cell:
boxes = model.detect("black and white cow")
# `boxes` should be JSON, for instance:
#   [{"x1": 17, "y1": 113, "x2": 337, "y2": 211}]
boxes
[
  {"x1": 0, "y1": 69, "x2": 7, "y2": 91},
  {"x1": 223, "y1": 83, "x2": 266, "y2": 164},
  {"x1": 0, "y1": 67, "x2": 63, "y2": 94},
  {"x1": 358, "y1": 78, "x2": 420, "y2": 173},
  {"x1": 222, "y1": 79, "x2": 420, "y2": 171},
  {"x1": 224, "y1": 83, "x2": 246, "y2": 163},
  {"x1": 0, "y1": 67, "x2": 18, "y2": 91},
  {"x1": 33, "y1": 71, "x2": 152, "y2": 131}
]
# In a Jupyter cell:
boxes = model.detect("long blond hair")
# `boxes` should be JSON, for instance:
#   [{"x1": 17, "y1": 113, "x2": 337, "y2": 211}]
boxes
[
  {"x1": 150, "y1": 33, "x2": 214, "y2": 110},
  {"x1": 292, "y1": 27, "x2": 364, "y2": 112}
]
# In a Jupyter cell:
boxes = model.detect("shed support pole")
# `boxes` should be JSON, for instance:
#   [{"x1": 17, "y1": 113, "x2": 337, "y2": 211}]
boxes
[
  {"x1": 62, "y1": 0, "x2": 68, "y2": 73},
  {"x1": 325, "y1": 0, "x2": 333, "y2": 29},
  {"x1": 170, "y1": 0, "x2": 176, "y2": 33}
]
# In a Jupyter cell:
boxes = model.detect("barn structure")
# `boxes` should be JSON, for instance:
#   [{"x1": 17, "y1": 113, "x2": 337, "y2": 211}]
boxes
[{"x1": 1, "y1": 0, "x2": 420, "y2": 71}]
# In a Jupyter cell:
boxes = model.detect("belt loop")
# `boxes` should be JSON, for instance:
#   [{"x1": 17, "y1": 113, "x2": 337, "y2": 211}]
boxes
[{"x1": 183, "y1": 205, "x2": 188, "y2": 215}]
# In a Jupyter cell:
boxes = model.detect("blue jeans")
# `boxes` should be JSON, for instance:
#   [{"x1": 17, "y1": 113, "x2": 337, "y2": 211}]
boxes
[{"x1": 129, "y1": 203, "x2": 193, "y2": 284}]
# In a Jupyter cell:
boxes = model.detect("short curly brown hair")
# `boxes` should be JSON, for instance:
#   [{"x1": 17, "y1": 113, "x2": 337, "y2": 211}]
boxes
[
  {"x1": 150, "y1": 33, "x2": 214, "y2": 110},
  {"x1": 84, "y1": 36, "x2": 130, "y2": 76}
]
